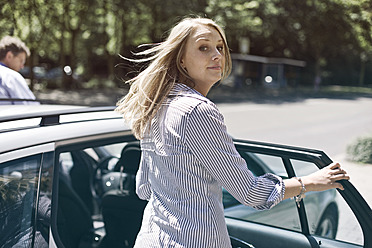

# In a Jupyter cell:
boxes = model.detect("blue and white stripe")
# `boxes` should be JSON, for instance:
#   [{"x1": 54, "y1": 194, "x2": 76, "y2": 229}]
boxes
[{"x1": 134, "y1": 83, "x2": 285, "y2": 248}]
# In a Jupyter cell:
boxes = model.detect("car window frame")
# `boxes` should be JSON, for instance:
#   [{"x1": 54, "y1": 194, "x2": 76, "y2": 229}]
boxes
[
  {"x1": 0, "y1": 143, "x2": 55, "y2": 248},
  {"x1": 0, "y1": 143, "x2": 55, "y2": 164},
  {"x1": 231, "y1": 139, "x2": 372, "y2": 248}
]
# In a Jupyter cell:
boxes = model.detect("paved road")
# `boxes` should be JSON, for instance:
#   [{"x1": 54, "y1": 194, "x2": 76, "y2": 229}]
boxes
[{"x1": 217, "y1": 97, "x2": 372, "y2": 205}]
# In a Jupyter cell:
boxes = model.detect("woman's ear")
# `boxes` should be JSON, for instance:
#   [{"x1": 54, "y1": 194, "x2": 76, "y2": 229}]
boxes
[{"x1": 180, "y1": 59, "x2": 187, "y2": 71}]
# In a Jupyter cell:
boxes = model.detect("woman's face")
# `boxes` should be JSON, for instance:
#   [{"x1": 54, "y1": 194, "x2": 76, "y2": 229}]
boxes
[{"x1": 181, "y1": 25, "x2": 225, "y2": 96}]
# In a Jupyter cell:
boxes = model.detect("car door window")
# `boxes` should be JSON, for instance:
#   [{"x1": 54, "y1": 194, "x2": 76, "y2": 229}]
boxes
[
  {"x1": 224, "y1": 151, "x2": 301, "y2": 232},
  {"x1": 0, "y1": 153, "x2": 49, "y2": 247},
  {"x1": 291, "y1": 159, "x2": 363, "y2": 245}
]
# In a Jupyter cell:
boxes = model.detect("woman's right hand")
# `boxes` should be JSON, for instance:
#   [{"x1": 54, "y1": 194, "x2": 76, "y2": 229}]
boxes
[{"x1": 302, "y1": 162, "x2": 350, "y2": 192}]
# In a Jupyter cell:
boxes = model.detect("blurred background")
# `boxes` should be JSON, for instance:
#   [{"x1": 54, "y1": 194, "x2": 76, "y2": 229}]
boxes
[{"x1": 0, "y1": 0, "x2": 371, "y2": 102}]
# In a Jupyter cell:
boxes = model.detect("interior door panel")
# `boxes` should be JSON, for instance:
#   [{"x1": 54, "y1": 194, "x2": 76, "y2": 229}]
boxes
[
  {"x1": 227, "y1": 139, "x2": 372, "y2": 248},
  {"x1": 226, "y1": 218, "x2": 316, "y2": 248}
]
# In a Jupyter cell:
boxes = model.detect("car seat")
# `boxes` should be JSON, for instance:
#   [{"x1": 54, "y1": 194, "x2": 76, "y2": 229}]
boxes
[
  {"x1": 57, "y1": 174, "x2": 101, "y2": 248},
  {"x1": 100, "y1": 145, "x2": 147, "y2": 248},
  {"x1": 69, "y1": 150, "x2": 98, "y2": 215}
]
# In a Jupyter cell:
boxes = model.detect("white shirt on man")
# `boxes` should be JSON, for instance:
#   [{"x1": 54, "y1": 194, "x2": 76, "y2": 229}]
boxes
[{"x1": 0, "y1": 64, "x2": 39, "y2": 105}]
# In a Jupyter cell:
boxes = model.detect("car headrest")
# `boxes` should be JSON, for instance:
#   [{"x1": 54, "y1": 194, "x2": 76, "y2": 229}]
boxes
[{"x1": 114, "y1": 146, "x2": 141, "y2": 174}]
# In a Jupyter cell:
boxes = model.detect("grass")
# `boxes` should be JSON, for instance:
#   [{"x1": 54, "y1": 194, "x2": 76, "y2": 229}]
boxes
[
  {"x1": 320, "y1": 85, "x2": 372, "y2": 95},
  {"x1": 347, "y1": 136, "x2": 372, "y2": 164}
]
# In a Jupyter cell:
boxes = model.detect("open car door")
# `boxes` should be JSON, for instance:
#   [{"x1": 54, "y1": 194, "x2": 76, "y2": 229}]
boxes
[{"x1": 225, "y1": 139, "x2": 372, "y2": 248}]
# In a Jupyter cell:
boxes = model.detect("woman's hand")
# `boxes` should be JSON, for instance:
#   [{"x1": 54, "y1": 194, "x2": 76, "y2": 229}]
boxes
[
  {"x1": 283, "y1": 162, "x2": 350, "y2": 200},
  {"x1": 302, "y1": 162, "x2": 350, "y2": 192}
]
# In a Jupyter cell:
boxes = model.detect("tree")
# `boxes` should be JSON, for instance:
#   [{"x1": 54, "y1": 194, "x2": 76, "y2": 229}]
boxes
[
  {"x1": 1, "y1": 0, "x2": 370, "y2": 88},
  {"x1": 207, "y1": 0, "x2": 372, "y2": 85},
  {"x1": 1, "y1": 0, "x2": 57, "y2": 89}
]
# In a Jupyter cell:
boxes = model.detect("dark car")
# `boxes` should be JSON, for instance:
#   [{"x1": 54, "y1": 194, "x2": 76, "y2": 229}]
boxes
[
  {"x1": 0, "y1": 105, "x2": 371, "y2": 248},
  {"x1": 20, "y1": 66, "x2": 48, "y2": 80}
]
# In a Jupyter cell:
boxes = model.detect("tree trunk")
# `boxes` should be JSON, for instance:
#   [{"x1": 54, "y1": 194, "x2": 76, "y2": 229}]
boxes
[
  {"x1": 29, "y1": 49, "x2": 35, "y2": 90},
  {"x1": 61, "y1": 0, "x2": 68, "y2": 90},
  {"x1": 67, "y1": 29, "x2": 77, "y2": 89},
  {"x1": 313, "y1": 58, "x2": 322, "y2": 92},
  {"x1": 359, "y1": 56, "x2": 366, "y2": 86}
]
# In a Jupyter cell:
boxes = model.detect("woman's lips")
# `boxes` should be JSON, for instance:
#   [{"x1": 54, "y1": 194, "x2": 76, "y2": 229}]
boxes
[{"x1": 207, "y1": 65, "x2": 221, "y2": 70}]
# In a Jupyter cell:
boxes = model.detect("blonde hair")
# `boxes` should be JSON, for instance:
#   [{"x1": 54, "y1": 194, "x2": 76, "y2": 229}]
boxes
[{"x1": 116, "y1": 17, "x2": 232, "y2": 139}]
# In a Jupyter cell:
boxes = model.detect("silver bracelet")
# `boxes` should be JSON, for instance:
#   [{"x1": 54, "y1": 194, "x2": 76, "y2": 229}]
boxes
[{"x1": 293, "y1": 177, "x2": 306, "y2": 208}]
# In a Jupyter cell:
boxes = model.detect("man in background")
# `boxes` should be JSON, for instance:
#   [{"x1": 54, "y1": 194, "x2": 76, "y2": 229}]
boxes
[{"x1": 0, "y1": 36, "x2": 39, "y2": 105}]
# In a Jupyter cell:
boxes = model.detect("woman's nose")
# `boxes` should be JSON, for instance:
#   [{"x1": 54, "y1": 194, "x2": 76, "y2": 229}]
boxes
[{"x1": 212, "y1": 49, "x2": 222, "y2": 60}]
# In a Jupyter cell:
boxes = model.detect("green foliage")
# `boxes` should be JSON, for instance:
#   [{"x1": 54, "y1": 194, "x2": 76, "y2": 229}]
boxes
[
  {"x1": 347, "y1": 136, "x2": 372, "y2": 164},
  {"x1": 0, "y1": 0, "x2": 371, "y2": 89}
]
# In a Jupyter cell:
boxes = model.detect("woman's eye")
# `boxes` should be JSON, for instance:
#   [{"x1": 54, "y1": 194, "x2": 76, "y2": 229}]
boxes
[
  {"x1": 217, "y1": 46, "x2": 224, "y2": 52},
  {"x1": 199, "y1": 46, "x2": 208, "y2": 52}
]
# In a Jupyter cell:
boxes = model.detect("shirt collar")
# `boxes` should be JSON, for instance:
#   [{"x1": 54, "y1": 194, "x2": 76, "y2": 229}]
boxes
[
  {"x1": 169, "y1": 83, "x2": 204, "y2": 98},
  {"x1": 0, "y1": 62, "x2": 8, "y2": 68}
]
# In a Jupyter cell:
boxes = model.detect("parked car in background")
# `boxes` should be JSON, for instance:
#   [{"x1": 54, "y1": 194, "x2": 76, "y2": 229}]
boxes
[
  {"x1": 0, "y1": 104, "x2": 371, "y2": 248},
  {"x1": 20, "y1": 66, "x2": 48, "y2": 80},
  {"x1": 45, "y1": 66, "x2": 82, "y2": 81}
]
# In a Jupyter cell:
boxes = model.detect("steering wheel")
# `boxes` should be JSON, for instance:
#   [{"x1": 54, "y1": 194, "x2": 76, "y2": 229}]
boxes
[{"x1": 92, "y1": 155, "x2": 119, "y2": 196}]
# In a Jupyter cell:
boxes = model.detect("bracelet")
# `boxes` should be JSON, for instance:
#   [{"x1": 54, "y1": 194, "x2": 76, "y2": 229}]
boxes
[{"x1": 293, "y1": 177, "x2": 306, "y2": 208}]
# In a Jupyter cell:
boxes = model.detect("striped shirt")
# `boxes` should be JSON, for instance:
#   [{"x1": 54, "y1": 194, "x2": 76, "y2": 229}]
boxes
[{"x1": 134, "y1": 83, "x2": 285, "y2": 248}]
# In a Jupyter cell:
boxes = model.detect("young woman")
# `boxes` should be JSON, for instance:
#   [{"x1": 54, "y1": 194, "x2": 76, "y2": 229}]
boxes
[{"x1": 116, "y1": 17, "x2": 349, "y2": 248}]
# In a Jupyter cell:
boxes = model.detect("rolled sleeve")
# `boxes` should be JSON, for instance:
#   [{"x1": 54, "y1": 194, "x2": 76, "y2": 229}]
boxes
[
  {"x1": 136, "y1": 154, "x2": 151, "y2": 201},
  {"x1": 185, "y1": 102, "x2": 285, "y2": 209}
]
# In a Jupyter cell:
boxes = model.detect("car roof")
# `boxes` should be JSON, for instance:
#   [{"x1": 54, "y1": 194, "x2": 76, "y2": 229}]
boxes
[
  {"x1": 0, "y1": 105, "x2": 132, "y2": 153},
  {"x1": 0, "y1": 104, "x2": 100, "y2": 119}
]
